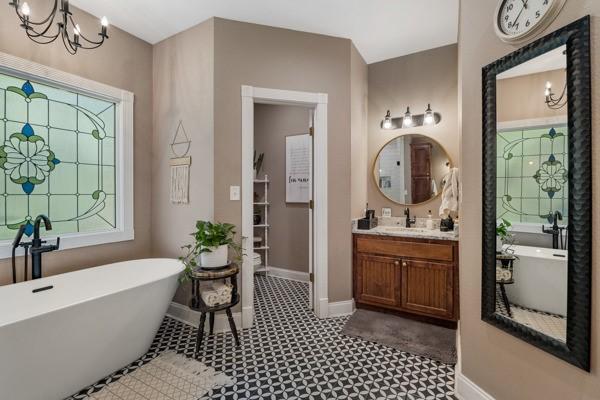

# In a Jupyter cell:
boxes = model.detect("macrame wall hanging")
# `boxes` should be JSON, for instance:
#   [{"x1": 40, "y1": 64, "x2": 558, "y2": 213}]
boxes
[{"x1": 170, "y1": 120, "x2": 192, "y2": 204}]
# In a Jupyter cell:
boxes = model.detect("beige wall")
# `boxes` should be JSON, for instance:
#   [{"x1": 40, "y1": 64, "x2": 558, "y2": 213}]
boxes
[
  {"x1": 213, "y1": 18, "x2": 354, "y2": 302},
  {"x1": 459, "y1": 1, "x2": 600, "y2": 399},
  {"x1": 254, "y1": 104, "x2": 309, "y2": 273},
  {"x1": 0, "y1": 1, "x2": 153, "y2": 285},
  {"x1": 497, "y1": 69, "x2": 567, "y2": 122},
  {"x1": 152, "y1": 19, "x2": 214, "y2": 304},
  {"x1": 367, "y1": 44, "x2": 459, "y2": 218},
  {"x1": 350, "y1": 44, "x2": 369, "y2": 218}
]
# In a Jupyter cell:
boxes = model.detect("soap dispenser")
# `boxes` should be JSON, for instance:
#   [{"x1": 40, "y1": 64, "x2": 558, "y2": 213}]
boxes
[{"x1": 426, "y1": 210, "x2": 434, "y2": 230}]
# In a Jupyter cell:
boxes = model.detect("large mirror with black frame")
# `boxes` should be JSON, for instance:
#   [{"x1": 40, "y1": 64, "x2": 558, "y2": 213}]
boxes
[{"x1": 482, "y1": 16, "x2": 591, "y2": 371}]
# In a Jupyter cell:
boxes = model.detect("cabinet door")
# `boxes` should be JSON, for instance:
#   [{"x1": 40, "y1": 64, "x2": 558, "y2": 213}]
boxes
[
  {"x1": 356, "y1": 254, "x2": 400, "y2": 307},
  {"x1": 400, "y1": 259, "x2": 454, "y2": 319}
]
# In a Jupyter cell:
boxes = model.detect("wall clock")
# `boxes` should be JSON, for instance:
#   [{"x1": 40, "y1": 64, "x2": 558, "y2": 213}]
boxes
[{"x1": 494, "y1": 0, "x2": 567, "y2": 43}]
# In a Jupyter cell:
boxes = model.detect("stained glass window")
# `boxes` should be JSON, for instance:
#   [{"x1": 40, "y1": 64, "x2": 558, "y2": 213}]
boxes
[
  {"x1": 0, "y1": 72, "x2": 116, "y2": 240},
  {"x1": 496, "y1": 125, "x2": 568, "y2": 225}
]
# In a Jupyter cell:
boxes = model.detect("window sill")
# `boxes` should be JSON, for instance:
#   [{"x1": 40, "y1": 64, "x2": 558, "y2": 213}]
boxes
[{"x1": 0, "y1": 229, "x2": 135, "y2": 260}]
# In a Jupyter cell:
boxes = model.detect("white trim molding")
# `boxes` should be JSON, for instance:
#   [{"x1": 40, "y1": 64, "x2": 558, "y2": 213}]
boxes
[
  {"x1": 241, "y1": 85, "x2": 329, "y2": 325},
  {"x1": 167, "y1": 302, "x2": 243, "y2": 333},
  {"x1": 265, "y1": 266, "x2": 310, "y2": 282},
  {"x1": 0, "y1": 51, "x2": 134, "y2": 259},
  {"x1": 497, "y1": 116, "x2": 567, "y2": 132},
  {"x1": 455, "y1": 372, "x2": 496, "y2": 400},
  {"x1": 328, "y1": 299, "x2": 355, "y2": 317}
]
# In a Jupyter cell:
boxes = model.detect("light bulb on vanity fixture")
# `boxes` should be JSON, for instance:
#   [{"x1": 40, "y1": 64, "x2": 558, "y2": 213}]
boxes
[
  {"x1": 424, "y1": 104, "x2": 434, "y2": 125},
  {"x1": 403, "y1": 107, "x2": 413, "y2": 127},
  {"x1": 383, "y1": 110, "x2": 393, "y2": 129}
]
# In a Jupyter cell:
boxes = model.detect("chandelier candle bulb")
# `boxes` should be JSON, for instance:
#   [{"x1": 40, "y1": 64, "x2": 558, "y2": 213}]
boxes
[
  {"x1": 101, "y1": 16, "x2": 108, "y2": 37},
  {"x1": 61, "y1": 0, "x2": 69, "y2": 14}
]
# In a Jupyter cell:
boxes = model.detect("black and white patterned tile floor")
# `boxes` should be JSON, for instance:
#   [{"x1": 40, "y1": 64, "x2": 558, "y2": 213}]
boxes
[{"x1": 67, "y1": 275, "x2": 456, "y2": 399}]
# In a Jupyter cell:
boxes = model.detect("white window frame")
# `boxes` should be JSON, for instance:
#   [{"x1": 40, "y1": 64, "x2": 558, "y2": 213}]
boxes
[{"x1": 0, "y1": 52, "x2": 134, "y2": 259}]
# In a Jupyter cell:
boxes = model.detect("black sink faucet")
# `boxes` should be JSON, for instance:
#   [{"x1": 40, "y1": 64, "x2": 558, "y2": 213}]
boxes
[
  {"x1": 404, "y1": 207, "x2": 416, "y2": 228},
  {"x1": 30, "y1": 215, "x2": 60, "y2": 280}
]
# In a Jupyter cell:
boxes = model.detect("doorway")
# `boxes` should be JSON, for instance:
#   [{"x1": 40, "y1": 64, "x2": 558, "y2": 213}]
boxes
[
  {"x1": 241, "y1": 86, "x2": 328, "y2": 329},
  {"x1": 253, "y1": 104, "x2": 312, "y2": 305}
]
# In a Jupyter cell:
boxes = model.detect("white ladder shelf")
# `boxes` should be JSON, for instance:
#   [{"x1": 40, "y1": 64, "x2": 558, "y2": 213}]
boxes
[{"x1": 253, "y1": 174, "x2": 269, "y2": 275}]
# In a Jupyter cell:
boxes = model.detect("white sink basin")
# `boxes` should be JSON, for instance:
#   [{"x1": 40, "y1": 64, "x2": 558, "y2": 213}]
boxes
[
  {"x1": 372, "y1": 225, "x2": 458, "y2": 240},
  {"x1": 378, "y1": 226, "x2": 434, "y2": 234}
]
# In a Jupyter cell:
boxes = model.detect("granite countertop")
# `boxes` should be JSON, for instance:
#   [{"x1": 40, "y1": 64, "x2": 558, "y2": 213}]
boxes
[{"x1": 352, "y1": 217, "x2": 459, "y2": 241}]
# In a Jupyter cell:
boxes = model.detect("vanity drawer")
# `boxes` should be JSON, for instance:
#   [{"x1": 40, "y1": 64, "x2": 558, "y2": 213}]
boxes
[{"x1": 355, "y1": 237, "x2": 454, "y2": 262}]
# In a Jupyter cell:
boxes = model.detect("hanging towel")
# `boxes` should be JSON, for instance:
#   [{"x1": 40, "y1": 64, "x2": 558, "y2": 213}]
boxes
[
  {"x1": 439, "y1": 168, "x2": 460, "y2": 218},
  {"x1": 431, "y1": 178, "x2": 438, "y2": 196}
]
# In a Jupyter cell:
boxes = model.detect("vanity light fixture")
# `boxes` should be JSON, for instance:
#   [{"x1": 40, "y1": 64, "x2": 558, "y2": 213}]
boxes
[
  {"x1": 380, "y1": 104, "x2": 441, "y2": 130},
  {"x1": 8, "y1": 0, "x2": 109, "y2": 55},
  {"x1": 383, "y1": 110, "x2": 393, "y2": 129},
  {"x1": 403, "y1": 107, "x2": 413, "y2": 127},
  {"x1": 544, "y1": 80, "x2": 568, "y2": 110}
]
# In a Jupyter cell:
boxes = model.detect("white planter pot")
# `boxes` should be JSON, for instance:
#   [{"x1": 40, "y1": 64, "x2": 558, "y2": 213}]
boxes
[
  {"x1": 496, "y1": 237, "x2": 503, "y2": 253},
  {"x1": 199, "y1": 244, "x2": 228, "y2": 269}
]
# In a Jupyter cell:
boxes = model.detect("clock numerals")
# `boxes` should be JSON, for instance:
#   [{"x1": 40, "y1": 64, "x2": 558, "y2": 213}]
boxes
[{"x1": 497, "y1": 0, "x2": 564, "y2": 42}]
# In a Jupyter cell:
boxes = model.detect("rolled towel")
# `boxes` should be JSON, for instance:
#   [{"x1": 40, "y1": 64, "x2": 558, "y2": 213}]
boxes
[
  {"x1": 212, "y1": 282, "x2": 233, "y2": 303},
  {"x1": 201, "y1": 290, "x2": 220, "y2": 306}
]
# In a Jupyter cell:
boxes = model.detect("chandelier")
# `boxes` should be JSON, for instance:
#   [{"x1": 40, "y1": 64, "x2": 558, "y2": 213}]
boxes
[
  {"x1": 544, "y1": 80, "x2": 567, "y2": 110},
  {"x1": 8, "y1": 0, "x2": 109, "y2": 55}
]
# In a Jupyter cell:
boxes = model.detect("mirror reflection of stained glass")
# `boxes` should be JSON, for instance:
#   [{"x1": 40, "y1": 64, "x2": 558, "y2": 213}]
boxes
[{"x1": 0, "y1": 72, "x2": 116, "y2": 240}]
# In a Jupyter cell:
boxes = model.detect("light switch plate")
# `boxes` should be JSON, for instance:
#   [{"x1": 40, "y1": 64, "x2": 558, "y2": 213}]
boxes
[{"x1": 230, "y1": 186, "x2": 240, "y2": 201}]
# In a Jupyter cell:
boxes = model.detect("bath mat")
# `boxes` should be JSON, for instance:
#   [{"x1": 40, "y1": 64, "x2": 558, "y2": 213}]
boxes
[
  {"x1": 89, "y1": 351, "x2": 231, "y2": 399},
  {"x1": 342, "y1": 309, "x2": 457, "y2": 364}
]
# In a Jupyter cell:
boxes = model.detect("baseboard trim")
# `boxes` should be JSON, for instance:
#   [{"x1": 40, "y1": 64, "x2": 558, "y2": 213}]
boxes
[
  {"x1": 328, "y1": 299, "x2": 355, "y2": 317},
  {"x1": 167, "y1": 302, "x2": 242, "y2": 333},
  {"x1": 455, "y1": 371, "x2": 495, "y2": 400},
  {"x1": 262, "y1": 266, "x2": 310, "y2": 282}
]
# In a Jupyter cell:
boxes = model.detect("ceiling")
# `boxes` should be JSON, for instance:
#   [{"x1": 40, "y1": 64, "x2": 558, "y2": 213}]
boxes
[
  {"x1": 497, "y1": 46, "x2": 567, "y2": 80},
  {"x1": 70, "y1": 0, "x2": 459, "y2": 64}
]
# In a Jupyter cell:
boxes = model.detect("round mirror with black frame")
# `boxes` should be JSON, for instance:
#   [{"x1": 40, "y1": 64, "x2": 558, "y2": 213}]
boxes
[
  {"x1": 373, "y1": 134, "x2": 452, "y2": 206},
  {"x1": 482, "y1": 16, "x2": 591, "y2": 371}
]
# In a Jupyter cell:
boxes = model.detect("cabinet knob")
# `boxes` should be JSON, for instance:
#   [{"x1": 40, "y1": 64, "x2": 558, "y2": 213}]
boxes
[
  {"x1": 402, "y1": 262, "x2": 407, "y2": 267},
  {"x1": 394, "y1": 261, "x2": 399, "y2": 266}
]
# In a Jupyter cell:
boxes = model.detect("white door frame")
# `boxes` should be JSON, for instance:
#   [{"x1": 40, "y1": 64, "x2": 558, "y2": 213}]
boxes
[{"x1": 241, "y1": 85, "x2": 329, "y2": 329}]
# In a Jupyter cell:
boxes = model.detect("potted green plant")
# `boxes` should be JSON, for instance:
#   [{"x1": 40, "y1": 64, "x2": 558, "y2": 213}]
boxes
[
  {"x1": 180, "y1": 221, "x2": 242, "y2": 278},
  {"x1": 496, "y1": 218, "x2": 513, "y2": 252}
]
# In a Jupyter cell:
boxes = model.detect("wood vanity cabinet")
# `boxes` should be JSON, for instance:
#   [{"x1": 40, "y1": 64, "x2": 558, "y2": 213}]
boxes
[{"x1": 353, "y1": 234, "x2": 459, "y2": 323}]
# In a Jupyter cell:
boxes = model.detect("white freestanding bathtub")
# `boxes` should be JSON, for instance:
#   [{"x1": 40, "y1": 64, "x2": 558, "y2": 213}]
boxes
[
  {"x1": 0, "y1": 258, "x2": 183, "y2": 400},
  {"x1": 505, "y1": 245, "x2": 568, "y2": 316}
]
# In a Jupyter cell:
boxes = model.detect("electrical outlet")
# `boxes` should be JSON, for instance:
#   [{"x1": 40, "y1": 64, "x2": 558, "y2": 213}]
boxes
[{"x1": 230, "y1": 186, "x2": 240, "y2": 201}]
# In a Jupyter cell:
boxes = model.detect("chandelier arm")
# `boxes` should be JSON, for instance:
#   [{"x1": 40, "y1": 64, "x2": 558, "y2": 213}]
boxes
[
  {"x1": 14, "y1": 0, "x2": 59, "y2": 26},
  {"x1": 60, "y1": 26, "x2": 78, "y2": 55},
  {"x1": 76, "y1": 41, "x2": 105, "y2": 50},
  {"x1": 26, "y1": 30, "x2": 60, "y2": 44},
  {"x1": 22, "y1": 14, "x2": 59, "y2": 39},
  {"x1": 67, "y1": 15, "x2": 104, "y2": 45}
]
